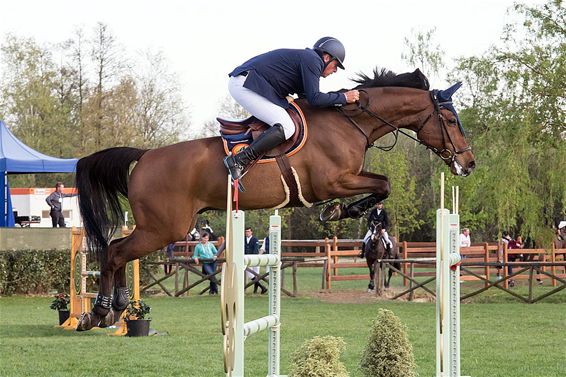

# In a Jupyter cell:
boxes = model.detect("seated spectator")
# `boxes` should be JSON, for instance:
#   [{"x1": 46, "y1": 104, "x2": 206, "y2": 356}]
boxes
[{"x1": 193, "y1": 232, "x2": 219, "y2": 295}]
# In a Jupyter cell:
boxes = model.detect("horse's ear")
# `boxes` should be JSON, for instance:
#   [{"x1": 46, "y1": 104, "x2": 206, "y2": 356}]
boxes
[{"x1": 443, "y1": 82, "x2": 463, "y2": 99}]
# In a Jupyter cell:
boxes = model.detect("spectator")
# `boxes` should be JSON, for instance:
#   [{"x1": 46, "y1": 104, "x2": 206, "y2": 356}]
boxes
[
  {"x1": 45, "y1": 182, "x2": 75, "y2": 228},
  {"x1": 193, "y1": 232, "x2": 219, "y2": 295},
  {"x1": 164, "y1": 242, "x2": 175, "y2": 275},
  {"x1": 507, "y1": 235, "x2": 523, "y2": 287},
  {"x1": 460, "y1": 228, "x2": 471, "y2": 248},
  {"x1": 497, "y1": 231, "x2": 512, "y2": 279},
  {"x1": 245, "y1": 227, "x2": 267, "y2": 294}
]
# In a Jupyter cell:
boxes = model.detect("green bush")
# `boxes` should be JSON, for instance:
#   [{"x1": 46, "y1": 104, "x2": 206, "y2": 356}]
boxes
[
  {"x1": 290, "y1": 336, "x2": 349, "y2": 377},
  {"x1": 360, "y1": 308, "x2": 417, "y2": 377},
  {"x1": 0, "y1": 249, "x2": 70, "y2": 295},
  {"x1": 0, "y1": 249, "x2": 156, "y2": 295}
]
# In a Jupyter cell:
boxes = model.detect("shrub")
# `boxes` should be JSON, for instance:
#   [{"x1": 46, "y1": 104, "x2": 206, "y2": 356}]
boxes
[
  {"x1": 290, "y1": 335, "x2": 349, "y2": 377},
  {"x1": 359, "y1": 308, "x2": 417, "y2": 377}
]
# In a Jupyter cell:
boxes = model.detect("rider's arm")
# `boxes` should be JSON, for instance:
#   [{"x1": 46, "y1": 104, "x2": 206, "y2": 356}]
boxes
[{"x1": 300, "y1": 57, "x2": 347, "y2": 107}]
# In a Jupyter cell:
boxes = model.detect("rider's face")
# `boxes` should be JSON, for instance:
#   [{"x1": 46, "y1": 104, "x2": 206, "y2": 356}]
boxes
[{"x1": 322, "y1": 57, "x2": 339, "y2": 78}]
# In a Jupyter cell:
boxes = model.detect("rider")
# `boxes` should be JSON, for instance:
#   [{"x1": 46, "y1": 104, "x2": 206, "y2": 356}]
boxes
[
  {"x1": 360, "y1": 201, "x2": 393, "y2": 258},
  {"x1": 223, "y1": 37, "x2": 360, "y2": 180}
]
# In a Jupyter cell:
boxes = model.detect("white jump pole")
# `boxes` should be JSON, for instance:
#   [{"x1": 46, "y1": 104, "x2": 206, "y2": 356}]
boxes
[
  {"x1": 222, "y1": 177, "x2": 285, "y2": 377},
  {"x1": 436, "y1": 173, "x2": 466, "y2": 377}
]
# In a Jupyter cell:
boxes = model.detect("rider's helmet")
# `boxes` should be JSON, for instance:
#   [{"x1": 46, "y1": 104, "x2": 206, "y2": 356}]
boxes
[{"x1": 313, "y1": 37, "x2": 345, "y2": 69}]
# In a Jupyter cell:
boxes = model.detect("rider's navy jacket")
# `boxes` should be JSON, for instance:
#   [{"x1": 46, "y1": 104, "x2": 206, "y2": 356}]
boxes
[
  {"x1": 367, "y1": 208, "x2": 390, "y2": 231},
  {"x1": 229, "y1": 48, "x2": 347, "y2": 109}
]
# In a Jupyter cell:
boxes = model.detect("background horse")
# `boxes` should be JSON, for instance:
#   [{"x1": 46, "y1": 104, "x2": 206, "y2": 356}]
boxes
[
  {"x1": 364, "y1": 222, "x2": 400, "y2": 292},
  {"x1": 75, "y1": 69, "x2": 475, "y2": 330}
]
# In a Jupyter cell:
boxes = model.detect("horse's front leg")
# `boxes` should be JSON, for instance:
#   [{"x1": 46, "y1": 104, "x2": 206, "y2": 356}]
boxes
[{"x1": 321, "y1": 172, "x2": 391, "y2": 221}]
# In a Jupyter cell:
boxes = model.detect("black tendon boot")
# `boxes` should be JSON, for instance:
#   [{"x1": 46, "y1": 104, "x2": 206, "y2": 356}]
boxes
[{"x1": 224, "y1": 124, "x2": 287, "y2": 180}]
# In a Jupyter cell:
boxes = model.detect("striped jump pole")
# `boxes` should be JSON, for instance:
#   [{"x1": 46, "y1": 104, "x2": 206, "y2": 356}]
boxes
[
  {"x1": 222, "y1": 177, "x2": 286, "y2": 377},
  {"x1": 436, "y1": 173, "x2": 468, "y2": 377}
]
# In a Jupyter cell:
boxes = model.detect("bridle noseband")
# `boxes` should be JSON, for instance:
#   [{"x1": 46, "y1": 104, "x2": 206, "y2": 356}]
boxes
[{"x1": 337, "y1": 90, "x2": 472, "y2": 163}]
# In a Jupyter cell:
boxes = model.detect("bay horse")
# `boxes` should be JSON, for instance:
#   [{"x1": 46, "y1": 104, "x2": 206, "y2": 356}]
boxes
[
  {"x1": 364, "y1": 222, "x2": 400, "y2": 292},
  {"x1": 75, "y1": 69, "x2": 475, "y2": 330}
]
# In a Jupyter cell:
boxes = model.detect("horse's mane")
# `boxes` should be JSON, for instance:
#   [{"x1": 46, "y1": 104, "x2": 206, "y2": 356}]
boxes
[{"x1": 353, "y1": 68, "x2": 430, "y2": 90}]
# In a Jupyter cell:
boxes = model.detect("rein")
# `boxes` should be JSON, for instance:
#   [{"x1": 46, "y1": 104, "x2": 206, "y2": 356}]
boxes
[{"x1": 337, "y1": 90, "x2": 472, "y2": 162}]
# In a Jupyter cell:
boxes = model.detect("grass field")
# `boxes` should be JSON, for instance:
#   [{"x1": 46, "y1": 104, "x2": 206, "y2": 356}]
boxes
[{"x1": 1, "y1": 267, "x2": 565, "y2": 377}]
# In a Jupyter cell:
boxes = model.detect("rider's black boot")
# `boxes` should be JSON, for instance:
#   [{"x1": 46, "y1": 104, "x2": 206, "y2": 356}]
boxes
[{"x1": 224, "y1": 124, "x2": 286, "y2": 180}]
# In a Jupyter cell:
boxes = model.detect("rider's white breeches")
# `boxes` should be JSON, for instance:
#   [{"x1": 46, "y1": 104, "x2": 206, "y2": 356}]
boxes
[
  {"x1": 363, "y1": 230, "x2": 393, "y2": 248},
  {"x1": 228, "y1": 75, "x2": 295, "y2": 139}
]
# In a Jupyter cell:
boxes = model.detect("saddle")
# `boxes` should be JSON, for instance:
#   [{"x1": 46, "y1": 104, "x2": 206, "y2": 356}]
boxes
[{"x1": 218, "y1": 101, "x2": 307, "y2": 160}]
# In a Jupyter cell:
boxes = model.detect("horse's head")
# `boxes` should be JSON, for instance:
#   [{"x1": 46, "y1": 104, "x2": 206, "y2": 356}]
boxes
[
  {"x1": 370, "y1": 221, "x2": 383, "y2": 242},
  {"x1": 349, "y1": 69, "x2": 475, "y2": 177},
  {"x1": 419, "y1": 83, "x2": 475, "y2": 176}
]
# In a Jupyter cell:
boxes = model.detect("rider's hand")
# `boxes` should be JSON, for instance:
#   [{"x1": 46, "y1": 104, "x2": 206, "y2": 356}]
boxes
[
  {"x1": 344, "y1": 90, "x2": 360, "y2": 104},
  {"x1": 380, "y1": 229, "x2": 386, "y2": 234}
]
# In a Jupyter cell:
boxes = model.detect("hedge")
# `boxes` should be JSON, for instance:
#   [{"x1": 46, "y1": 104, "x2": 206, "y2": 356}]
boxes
[{"x1": 0, "y1": 249, "x2": 158, "y2": 295}]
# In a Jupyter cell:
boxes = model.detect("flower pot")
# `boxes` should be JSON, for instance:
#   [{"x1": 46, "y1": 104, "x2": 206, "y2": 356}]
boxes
[
  {"x1": 58, "y1": 310, "x2": 70, "y2": 325},
  {"x1": 126, "y1": 319, "x2": 151, "y2": 337}
]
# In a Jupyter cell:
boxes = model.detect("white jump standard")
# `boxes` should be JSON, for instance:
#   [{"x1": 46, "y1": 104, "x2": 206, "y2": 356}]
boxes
[{"x1": 221, "y1": 177, "x2": 286, "y2": 377}]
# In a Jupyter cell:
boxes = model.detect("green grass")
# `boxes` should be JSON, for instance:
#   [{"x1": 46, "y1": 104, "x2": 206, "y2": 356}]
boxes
[{"x1": 1, "y1": 267, "x2": 565, "y2": 377}]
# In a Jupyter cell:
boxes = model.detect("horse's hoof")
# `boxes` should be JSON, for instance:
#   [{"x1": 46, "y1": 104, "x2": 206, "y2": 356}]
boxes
[
  {"x1": 367, "y1": 289, "x2": 375, "y2": 293},
  {"x1": 76, "y1": 312, "x2": 95, "y2": 331},
  {"x1": 320, "y1": 203, "x2": 344, "y2": 222},
  {"x1": 75, "y1": 310, "x2": 116, "y2": 331}
]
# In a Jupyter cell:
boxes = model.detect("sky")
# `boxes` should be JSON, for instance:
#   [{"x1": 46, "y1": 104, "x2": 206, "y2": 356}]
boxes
[{"x1": 0, "y1": 0, "x2": 547, "y2": 132}]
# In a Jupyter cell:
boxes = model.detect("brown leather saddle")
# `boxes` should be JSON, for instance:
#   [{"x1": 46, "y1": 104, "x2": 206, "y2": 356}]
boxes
[{"x1": 218, "y1": 101, "x2": 307, "y2": 160}]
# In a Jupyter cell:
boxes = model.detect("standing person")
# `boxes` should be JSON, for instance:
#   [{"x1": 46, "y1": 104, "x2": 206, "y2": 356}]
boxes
[
  {"x1": 360, "y1": 201, "x2": 393, "y2": 258},
  {"x1": 45, "y1": 182, "x2": 74, "y2": 228},
  {"x1": 245, "y1": 227, "x2": 267, "y2": 294},
  {"x1": 497, "y1": 231, "x2": 512, "y2": 279},
  {"x1": 164, "y1": 242, "x2": 175, "y2": 275},
  {"x1": 460, "y1": 228, "x2": 471, "y2": 248},
  {"x1": 193, "y1": 232, "x2": 219, "y2": 295},
  {"x1": 507, "y1": 235, "x2": 524, "y2": 287},
  {"x1": 224, "y1": 37, "x2": 360, "y2": 180}
]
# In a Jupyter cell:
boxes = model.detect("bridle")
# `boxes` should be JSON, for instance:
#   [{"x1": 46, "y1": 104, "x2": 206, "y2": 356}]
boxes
[{"x1": 337, "y1": 90, "x2": 472, "y2": 163}]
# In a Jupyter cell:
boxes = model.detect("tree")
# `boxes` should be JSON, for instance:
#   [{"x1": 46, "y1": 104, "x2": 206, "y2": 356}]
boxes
[{"x1": 451, "y1": 0, "x2": 566, "y2": 242}]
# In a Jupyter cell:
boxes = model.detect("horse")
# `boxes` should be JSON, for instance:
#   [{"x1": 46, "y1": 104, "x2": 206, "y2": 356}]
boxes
[
  {"x1": 364, "y1": 222, "x2": 400, "y2": 292},
  {"x1": 74, "y1": 68, "x2": 475, "y2": 330}
]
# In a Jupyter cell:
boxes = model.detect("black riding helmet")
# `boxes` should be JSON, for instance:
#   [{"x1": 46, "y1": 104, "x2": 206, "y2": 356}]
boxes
[{"x1": 313, "y1": 36, "x2": 345, "y2": 69}]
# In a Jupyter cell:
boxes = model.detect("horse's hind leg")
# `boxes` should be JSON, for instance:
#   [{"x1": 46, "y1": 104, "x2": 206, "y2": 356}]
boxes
[
  {"x1": 77, "y1": 231, "x2": 168, "y2": 331},
  {"x1": 76, "y1": 238, "x2": 126, "y2": 331}
]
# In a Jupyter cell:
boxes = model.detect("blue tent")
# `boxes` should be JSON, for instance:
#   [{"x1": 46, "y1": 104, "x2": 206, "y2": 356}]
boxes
[{"x1": 0, "y1": 120, "x2": 78, "y2": 226}]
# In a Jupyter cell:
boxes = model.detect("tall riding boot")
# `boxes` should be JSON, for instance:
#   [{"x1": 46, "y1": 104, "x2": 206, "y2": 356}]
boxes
[{"x1": 224, "y1": 124, "x2": 287, "y2": 180}]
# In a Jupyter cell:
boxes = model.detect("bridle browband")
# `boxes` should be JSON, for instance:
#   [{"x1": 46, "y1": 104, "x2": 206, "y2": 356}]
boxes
[{"x1": 337, "y1": 90, "x2": 472, "y2": 163}]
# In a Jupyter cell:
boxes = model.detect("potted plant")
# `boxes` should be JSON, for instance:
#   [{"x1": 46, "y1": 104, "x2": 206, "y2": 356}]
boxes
[
  {"x1": 50, "y1": 293, "x2": 70, "y2": 325},
  {"x1": 125, "y1": 299, "x2": 151, "y2": 337}
]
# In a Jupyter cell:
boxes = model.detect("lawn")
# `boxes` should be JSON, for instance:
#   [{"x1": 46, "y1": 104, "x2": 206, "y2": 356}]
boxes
[{"x1": 1, "y1": 267, "x2": 565, "y2": 377}]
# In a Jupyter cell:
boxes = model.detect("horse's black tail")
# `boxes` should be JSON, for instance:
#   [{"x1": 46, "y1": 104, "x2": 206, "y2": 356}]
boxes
[{"x1": 76, "y1": 147, "x2": 148, "y2": 263}]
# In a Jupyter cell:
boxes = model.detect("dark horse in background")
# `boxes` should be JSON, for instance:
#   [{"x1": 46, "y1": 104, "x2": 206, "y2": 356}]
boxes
[
  {"x1": 75, "y1": 68, "x2": 475, "y2": 330},
  {"x1": 364, "y1": 221, "x2": 400, "y2": 292}
]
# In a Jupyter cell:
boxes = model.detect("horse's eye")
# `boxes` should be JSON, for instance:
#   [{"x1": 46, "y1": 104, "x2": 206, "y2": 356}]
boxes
[{"x1": 448, "y1": 119, "x2": 457, "y2": 125}]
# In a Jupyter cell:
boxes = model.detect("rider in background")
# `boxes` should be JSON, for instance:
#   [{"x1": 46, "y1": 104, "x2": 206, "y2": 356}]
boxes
[
  {"x1": 224, "y1": 37, "x2": 360, "y2": 180},
  {"x1": 360, "y1": 201, "x2": 393, "y2": 258}
]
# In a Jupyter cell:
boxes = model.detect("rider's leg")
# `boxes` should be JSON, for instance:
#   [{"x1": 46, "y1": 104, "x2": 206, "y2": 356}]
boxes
[
  {"x1": 360, "y1": 229, "x2": 372, "y2": 258},
  {"x1": 224, "y1": 75, "x2": 293, "y2": 180},
  {"x1": 382, "y1": 231, "x2": 393, "y2": 251}
]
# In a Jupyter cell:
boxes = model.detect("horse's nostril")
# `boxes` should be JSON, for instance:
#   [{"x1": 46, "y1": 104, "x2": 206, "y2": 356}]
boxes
[{"x1": 468, "y1": 160, "x2": 476, "y2": 170}]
